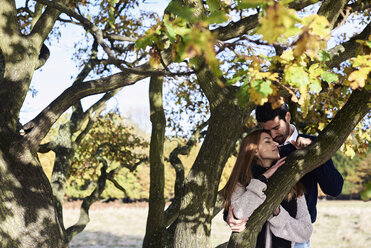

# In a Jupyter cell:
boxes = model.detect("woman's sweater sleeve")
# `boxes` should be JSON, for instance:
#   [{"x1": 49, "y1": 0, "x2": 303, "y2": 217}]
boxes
[
  {"x1": 231, "y1": 179, "x2": 267, "y2": 220},
  {"x1": 267, "y1": 195, "x2": 313, "y2": 243}
]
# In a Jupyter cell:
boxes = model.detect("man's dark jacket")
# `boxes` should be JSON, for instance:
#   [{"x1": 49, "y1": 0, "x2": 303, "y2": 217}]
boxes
[{"x1": 278, "y1": 134, "x2": 344, "y2": 223}]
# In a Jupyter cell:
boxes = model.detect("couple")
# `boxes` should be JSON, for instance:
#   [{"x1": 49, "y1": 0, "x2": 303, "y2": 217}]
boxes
[{"x1": 222, "y1": 102, "x2": 343, "y2": 248}]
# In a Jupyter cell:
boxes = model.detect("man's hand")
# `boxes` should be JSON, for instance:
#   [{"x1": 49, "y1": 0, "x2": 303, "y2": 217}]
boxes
[
  {"x1": 226, "y1": 206, "x2": 248, "y2": 232},
  {"x1": 291, "y1": 137, "x2": 312, "y2": 150}
]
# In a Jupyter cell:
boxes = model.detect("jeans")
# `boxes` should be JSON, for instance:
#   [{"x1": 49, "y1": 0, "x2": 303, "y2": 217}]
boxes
[{"x1": 294, "y1": 241, "x2": 310, "y2": 248}]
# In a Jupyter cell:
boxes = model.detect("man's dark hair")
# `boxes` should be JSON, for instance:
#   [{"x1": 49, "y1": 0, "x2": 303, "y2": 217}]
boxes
[{"x1": 255, "y1": 102, "x2": 289, "y2": 123}]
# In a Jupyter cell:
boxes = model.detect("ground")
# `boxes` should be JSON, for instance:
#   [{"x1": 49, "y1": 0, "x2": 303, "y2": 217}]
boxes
[{"x1": 63, "y1": 200, "x2": 371, "y2": 248}]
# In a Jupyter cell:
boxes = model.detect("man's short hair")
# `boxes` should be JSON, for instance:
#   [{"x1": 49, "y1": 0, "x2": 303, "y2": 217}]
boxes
[{"x1": 255, "y1": 102, "x2": 288, "y2": 123}]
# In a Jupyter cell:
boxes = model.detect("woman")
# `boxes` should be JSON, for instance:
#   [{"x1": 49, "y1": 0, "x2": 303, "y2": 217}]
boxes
[{"x1": 222, "y1": 130, "x2": 312, "y2": 248}]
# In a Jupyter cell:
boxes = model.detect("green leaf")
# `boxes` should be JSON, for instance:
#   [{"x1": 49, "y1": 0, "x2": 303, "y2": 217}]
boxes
[
  {"x1": 251, "y1": 79, "x2": 273, "y2": 96},
  {"x1": 207, "y1": 0, "x2": 221, "y2": 12},
  {"x1": 135, "y1": 35, "x2": 154, "y2": 49},
  {"x1": 309, "y1": 78, "x2": 322, "y2": 93},
  {"x1": 166, "y1": 1, "x2": 195, "y2": 23},
  {"x1": 206, "y1": 10, "x2": 229, "y2": 24},
  {"x1": 321, "y1": 71, "x2": 339, "y2": 83},
  {"x1": 285, "y1": 65, "x2": 310, "y2": 88},
  {"x1": 237, "y1": 0, "x2": 269, "y2": 9},
  {"x1": 163, "y1": 19, "x2": 176, "y2": 43},
  {"x1": 237, "y1": 80, "x2": 251, "y2": 107},
  {"x1": 318, "y1": 50, "x2": 331, "y2": 62}
]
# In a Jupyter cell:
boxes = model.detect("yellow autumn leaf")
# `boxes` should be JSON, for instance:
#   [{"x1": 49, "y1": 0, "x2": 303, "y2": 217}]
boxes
[
  {"x1": 249, "y1": 87, "x2": 268, "y2": 106},
  {"x1": 348, "y1": 67, "x2": 371, "y2": 89},
  {"x1": 280, "y1": 49, "x2": 294, "y2": 63},
  {"x1": 257, "y1": 3, "x2": 300, "y2": 44},
  {"x1": 352, "y1": 54, "x2": 371, "y2": 67}
]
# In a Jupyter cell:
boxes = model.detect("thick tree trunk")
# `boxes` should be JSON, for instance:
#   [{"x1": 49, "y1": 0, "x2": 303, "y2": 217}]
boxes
[
  {"x1": 143, "y1": 76, "x2": 166, "y2": 247},
  {"x1": 173, "y1": 93, "x2": 254, "y2": 247},
  {"x1": 0, "y1": 143, "x2": 66, "y2": 247}
]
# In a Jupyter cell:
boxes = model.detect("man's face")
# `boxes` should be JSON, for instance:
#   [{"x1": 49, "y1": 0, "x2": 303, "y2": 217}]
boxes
[{"x1": 260, "y1": 113, "x2": 291, "y2": 145}]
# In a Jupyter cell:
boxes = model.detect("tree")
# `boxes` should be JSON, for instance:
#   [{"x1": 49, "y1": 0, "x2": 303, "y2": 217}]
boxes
[{"x1": 0, "y1": 1, "x2": 370, "y2": 248}]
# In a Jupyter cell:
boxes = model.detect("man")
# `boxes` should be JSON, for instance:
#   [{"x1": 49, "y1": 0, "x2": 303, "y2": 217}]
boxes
[{"x1": 227, "y1": 102, "x2": 344, "y2": 236}]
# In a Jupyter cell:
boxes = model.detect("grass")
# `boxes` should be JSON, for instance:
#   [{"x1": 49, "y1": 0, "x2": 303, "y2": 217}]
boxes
[{"x1": 63, "y1": 200, "x2": 371, "y2": 248}]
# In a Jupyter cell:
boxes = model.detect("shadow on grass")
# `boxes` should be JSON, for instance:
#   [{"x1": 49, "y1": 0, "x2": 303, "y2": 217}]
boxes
[{"x1": 69, "y1": 231, "x2": 143, "y2": 248}]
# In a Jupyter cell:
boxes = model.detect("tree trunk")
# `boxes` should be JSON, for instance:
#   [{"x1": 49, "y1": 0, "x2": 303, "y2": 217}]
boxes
[
  {"x1": 143, "y1": 76, "x2": 166, "y2": 247},
  {"x1": 0, "y1": 143, "x2": 66, "y2": 247},
  {"x1": 173, "y1": 93, "x2": 254, "y2": 247}
]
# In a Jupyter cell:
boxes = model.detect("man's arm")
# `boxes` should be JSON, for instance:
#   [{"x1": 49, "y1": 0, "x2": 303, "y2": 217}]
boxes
[
  {"x1": 312, "y1": 158, "x2": 343, "y2": 196},
  {"x1": 299, "y1": 134, "x2": 344, "y2": 197}
]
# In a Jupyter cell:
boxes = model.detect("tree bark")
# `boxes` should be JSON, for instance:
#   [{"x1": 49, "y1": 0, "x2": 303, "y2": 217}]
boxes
[
  {"x1": 0, "y1": 143, "x2": 66, "y2": 247},
  {"x1": 143, "y1": 76, "x2": 166, "y2": 247},
  {"x1": 174, "y1": 89, "x2": 254, "y2": 247}
]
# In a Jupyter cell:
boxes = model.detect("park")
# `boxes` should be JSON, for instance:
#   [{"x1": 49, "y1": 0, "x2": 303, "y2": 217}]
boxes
[{"x1": 0, "y1": 0, "x2": 370, "y2": 247}]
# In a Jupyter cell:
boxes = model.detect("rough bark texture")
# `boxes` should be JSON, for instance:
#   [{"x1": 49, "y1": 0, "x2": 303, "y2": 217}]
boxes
[
  {"x1": 317, "y1": 0, "x2": 348, "y2": 28},
  {"x1": 173, "y1": 87, "x2": 255, "y2": 247},
  {"x1": 143, "y1": 76, "x2": 166, "y2": 248},
  {"x1": 0, "y1": 143, "x2": 66, "y2": 247},
  {"x1": 228, "y1": 89, "x2": 371, "y2": 248}
]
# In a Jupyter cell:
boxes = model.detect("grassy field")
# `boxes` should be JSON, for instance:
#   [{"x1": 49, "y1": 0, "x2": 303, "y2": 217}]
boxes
[{"x1": 63, "y1": 200, "x2": 371, "y2": 248}]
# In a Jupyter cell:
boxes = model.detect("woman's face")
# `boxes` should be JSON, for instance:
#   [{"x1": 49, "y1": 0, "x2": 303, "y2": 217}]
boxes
[{"x1": 256, "y1": 132, "x2": 280, "y2": 164}]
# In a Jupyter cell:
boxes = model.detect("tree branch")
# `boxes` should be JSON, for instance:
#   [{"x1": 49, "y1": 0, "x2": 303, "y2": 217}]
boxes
[
  {"x1": 70, "y1": 40, "x2": 99, "y2": 133},
  {"x1": 65, "y1": 158, "x2": 108, "y2": 242},
  {"x1": 38, "y1": 141, "x2": 58, "y2": 153},
  {"x1": 30, "y1": 0, "x2": 70, "y2": 48},
  {"x1": 327, "y1": 22, "x2": 371, "y2": 68},
  {"x1": 22, "y1": 62, "x2": 153, "y2": 149},
  {"x1": 164, "y1": 121, "x2": 208, "y2": 227},
  {"x1": 74, "y1": 87, "x2": 122, "y2": 142},
  {"x1": 104, "y1": 33, "x2": 137, "y2": 42},
  {"x1": 213, "y1": 0, "x2": 315, "y2": 41},
  {"x1": 317, "y1": 0, "x2": 347, "y2": 28},
  {"x1": 106, "y1": 177, "x2": 128, "y2": 196},
  {"x1": 143, "y1": 76, "x2": 166, "y2": 247},
  {"x1": 35, "y1": 43, "x2": 50, "y2": 70}
]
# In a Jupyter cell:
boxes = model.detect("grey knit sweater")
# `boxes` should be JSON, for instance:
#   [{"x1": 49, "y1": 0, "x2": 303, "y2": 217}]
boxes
[{"x1": 231, "y1": 179, "x2": 313, "y2": 248}]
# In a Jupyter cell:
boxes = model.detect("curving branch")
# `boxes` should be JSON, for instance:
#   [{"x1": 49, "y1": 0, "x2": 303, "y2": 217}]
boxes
[
  {"x1": 164, "y1": 121, "x2": 209, "y2": 227},
  {"x1": 65, "y1": 158, "x2": 108, "y2": 243},
  {"x1": 22, "y1": 61, "x2": 153, "y2": 149},
  {"x1": 30, "y1": 0, "x2": 70, "y2": 48},
  {"x1": 213, "y1": 0, "x2": 315, "y2": 41},
  {"x1": 35, "y1": 43, "x2": 50, "y2": 70},
  {"x1": 104, "y1": 33, "x2": 137, "y2": 42},
  {"x1": 228, "y1": 88, "x2": 371, "y2": 247},
  {"x1": 106, "y1": 177, "x2": 128, "y2": 196},
  {"x1": 105, "y1": 158, "x2": 148, "y2": 198},
  {"x1": 74, "y1": 87, "x2": 122, "y2": 144},
  {"x1": 327, "y1": 22, "x2": 371, "y2": 68}
]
